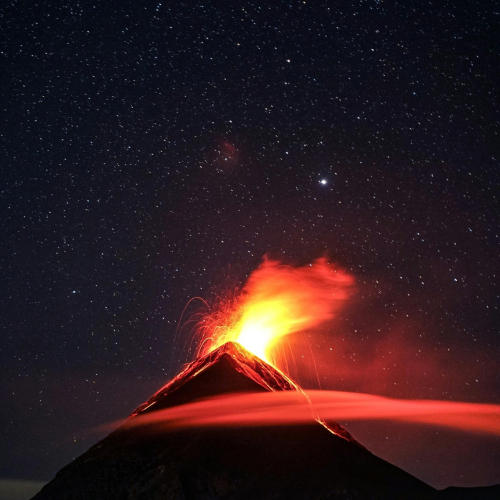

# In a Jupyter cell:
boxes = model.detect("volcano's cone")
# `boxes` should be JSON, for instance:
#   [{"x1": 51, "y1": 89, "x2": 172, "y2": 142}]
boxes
[
  {"x1": 32, "y1": 342, "x2": 491, "y2": 499},
  {"x1": 132, "y1": 341, "x2": 300, "y2": 415}
]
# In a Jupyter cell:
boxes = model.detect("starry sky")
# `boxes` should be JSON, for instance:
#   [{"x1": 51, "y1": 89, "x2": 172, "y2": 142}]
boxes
[{"x1": 1, "y1": 0, "x2": 499, "y2": 495}]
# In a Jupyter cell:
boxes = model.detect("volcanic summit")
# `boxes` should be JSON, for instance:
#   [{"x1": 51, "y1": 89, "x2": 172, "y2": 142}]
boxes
[{"x1": 32, "y1": 342, "x2": 497, "y2": 499}]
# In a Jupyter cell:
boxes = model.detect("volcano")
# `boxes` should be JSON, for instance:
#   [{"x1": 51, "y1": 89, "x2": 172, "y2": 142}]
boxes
[{"x1": 32, "y1": 342, "x2": 498, "y2": 499}]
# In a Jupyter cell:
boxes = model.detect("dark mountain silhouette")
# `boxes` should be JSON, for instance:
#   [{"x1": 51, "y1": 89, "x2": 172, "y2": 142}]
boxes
[{"x1": 32, "y1": 342, "x2": 499, "y2": 499}]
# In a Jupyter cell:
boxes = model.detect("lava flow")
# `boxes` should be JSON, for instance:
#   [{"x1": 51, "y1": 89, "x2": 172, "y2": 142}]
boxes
[{"x1": 195, "y1": 256, "x2": 354, "y2": 367}]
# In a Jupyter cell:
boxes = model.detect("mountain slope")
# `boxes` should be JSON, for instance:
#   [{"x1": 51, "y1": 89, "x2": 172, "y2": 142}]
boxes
[{"x1": 33, "y1": 342, "x2": 440, "y2": 499}]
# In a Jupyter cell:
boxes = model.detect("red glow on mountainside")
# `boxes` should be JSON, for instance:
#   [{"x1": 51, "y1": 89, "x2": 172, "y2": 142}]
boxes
[{"x1": 197, "y1": 257, "x2": 354, "y2": 366}]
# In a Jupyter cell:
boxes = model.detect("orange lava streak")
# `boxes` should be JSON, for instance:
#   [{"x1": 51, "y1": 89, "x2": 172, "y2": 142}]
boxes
[
  {"x1": 199, "y1": 257, "x2": 354, "y2": 364},
  {"x1": 121, "y1": 391, "x2": 500, "y2": 437}
]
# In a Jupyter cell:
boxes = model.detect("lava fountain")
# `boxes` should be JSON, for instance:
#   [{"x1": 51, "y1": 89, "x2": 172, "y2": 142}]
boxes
[{"x1": 195, "y1": 256, "x2": 354, "y2": 368}]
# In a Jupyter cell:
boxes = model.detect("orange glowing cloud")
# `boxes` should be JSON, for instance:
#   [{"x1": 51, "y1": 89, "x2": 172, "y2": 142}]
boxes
[
  {"x1": 198, "y1": 257, "x2": 355, "y2": 364},
  {"x1": 119, "y1": 390, "x2": 500, "y2": 437}
]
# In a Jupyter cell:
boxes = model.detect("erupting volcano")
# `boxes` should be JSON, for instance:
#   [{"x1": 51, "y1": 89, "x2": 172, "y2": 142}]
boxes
[{"x1": 32, "y1": 258, "x2": 500, "y2": 499}]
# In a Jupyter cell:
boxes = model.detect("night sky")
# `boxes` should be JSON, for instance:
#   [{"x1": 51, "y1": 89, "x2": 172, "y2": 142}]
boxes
[{"x1": 1, "y1": 0, "x2": 499, "y2": 496}]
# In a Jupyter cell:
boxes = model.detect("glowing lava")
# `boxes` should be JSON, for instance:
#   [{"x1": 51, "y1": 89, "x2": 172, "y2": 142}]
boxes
[{"x1": 198, "y1": 257, "x2": 354, "y2": 365}]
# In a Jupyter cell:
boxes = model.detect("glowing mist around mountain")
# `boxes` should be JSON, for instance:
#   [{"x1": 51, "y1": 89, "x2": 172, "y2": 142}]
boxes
[{"x1": 196, "y1": 257, "x2": 354, "y2": 365}]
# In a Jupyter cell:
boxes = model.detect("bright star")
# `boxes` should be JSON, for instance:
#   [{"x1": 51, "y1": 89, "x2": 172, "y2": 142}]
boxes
[{"x1": 320, "y1": 179, "x2": 327, "y2": 185}]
